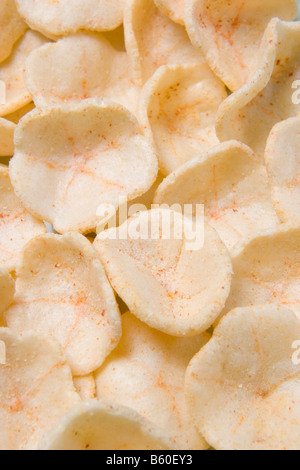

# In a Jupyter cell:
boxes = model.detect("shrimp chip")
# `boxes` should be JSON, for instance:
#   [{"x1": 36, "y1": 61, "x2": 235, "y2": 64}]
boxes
[
  {"x1": 0, "y1": 268, "x2": 14, "y2": 324},
  {"x1": 15, "y1": 0, "x2": 124, "y2": 37},
  {"x1": 216, "y1": 19, "x2": 300, "y2": 157},
  {"x1": 140, "y1": 63, "x2": 227, "y2": 175},
  {"x1": 0, "y1": 0, "x2": 28, "y2": 64},
  {"x1": 0, "y1": 118, "x2": 15, "y2": 157},
  {"x1": 265, "y1": 117, "x2": 300, "y2": 224},
  {"x1": 225, "y1": 225, "x2": 300, "y2": 316},
  {"x1": 95, "y1": 312, "x2": 209, "y2": 450},
  {"x1": 124, "y1": 0, "x2": 204, "y2": 86},
  {"x1": 5, "y1": 232, "x2": 122, "y2": 376},
  {"x1": 0, "y1": 30, "x2": 48, "y2": 118},
  {"x1": 94, "y1": 209, "x2": 232, "y2": 336},
  {"x1": 185, "y1": 0, "x2": 297, "y2": 91},
  {"x1": 0, "y1": 329, "x2": 80, "y2": 450},
  {"x1": 39, "y1": 400, "x2": 173, "y2": 450},
  {"x1": 154, "y1": 141, "x2": 279, "y2": 252},
  {"x1": 185, "y1": 305, "x2": 300, "y2": 450},
  {"x1": 73, "y1": 375, "x2": 96, "y2": 401},
  {"x1": 0, "y1": 165, "x2": 46, "y2": 272},
  {"x1": 25, "y1": 33, "x2": 140, "y2": 115},
  {"x1": 10, "y1": 99, "x2": 158, "y2": 234},
  {"x1": 154, "y1": 0, "x2": 185, "y2": 25}
]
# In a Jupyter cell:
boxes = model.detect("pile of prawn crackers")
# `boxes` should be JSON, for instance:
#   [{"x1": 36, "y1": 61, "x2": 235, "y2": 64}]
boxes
[{"x1": 0, "y1": 0, "x2": 300, "y2": 451}]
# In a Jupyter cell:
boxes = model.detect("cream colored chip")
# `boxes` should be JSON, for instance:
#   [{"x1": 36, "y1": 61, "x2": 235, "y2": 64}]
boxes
[
  {"x1": 225, "y1": 225, "x2": 300, "y2": 316},
  {"x1": 25, "y1": 33, "x2": 140, "y2": 115},
  {"x1": 0, "y1": 30, "x2": 48, "y2": 117},
  {"x1": 185, "y1": 305, "x2": 300, "y2": 450},
  {"x1": 124, "y1": 0, "x2": 204, "y2": 86},
  {"x1": 154, "y1": 0, "x2": 185, "y2": 24},
  {"x1": 10, "y1": 99, "x2": 158, "y2": 234},
  {"x1": 0, "y1": 268, "x2": 14, "y2": 325},
  {"x1": 73, "y1": 375, "x2": 96, "y2": 401},
  {"x1": 0, "y1": 165, "x2": 46, "y2": 272},
  {"x1": 95, "y1": 312, "x2": 209, "y2": 450},
  {"x1": 94, "y1": 209, "x2": 232, "y2": 336},
  {"x1": 154, "y1": 141, "x2": 279, "y2": 252},
  {"x1": 15, "y1": 0, "x2": 124, "y2": 37},
  {"x1": 265, "y1": 117, "x2": 300, "y2": 224},
  {"x1": 0, "y1": 118, "x2": 15, "y2": 156},
  {"x1": 0, "y1": 328, "x2": 80, "y2": 450},
  {"x1": 5, "y1": 232, "x2": 122, "y2": 376},
  {"x1": 185, "y1": 0, "x2": 297, "y2": 91},
  {"x1": 140, "y1": 63, "x2": 227, "y2": 175},
  {"x1": 216, "y1": 19, "x2": 300, "y2": 158},
  {"x1": 39, "y1": 400, "x2": 174, "y2": 450},
  {"x1": 0, "y1": 0, "x2": 28, "y2": 64}
]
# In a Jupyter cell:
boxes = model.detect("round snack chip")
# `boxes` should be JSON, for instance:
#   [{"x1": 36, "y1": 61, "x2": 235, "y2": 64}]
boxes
[
  {"x1": 0, "y1": 30, "x2": 48, "y2": 117},
  {"x1": 9, "y1": 99, "x2": 158, "y2": 234},
  {"x1": 5, "y1": 232, "x2": 122, "y2": 376},
  {"x1": 265, "y1": 117, "x2": 300, "y2": 225},
  {"x1": 0, "y1": 0, "x2": 28, "y2": 64},
  {"x1": 154, "y1": 141, "x2": 279, "y2": 252},
  {"x1": 0, "y1": 118, "x2": 15, "y2": 157},
  {"x1": 0, "y1": 328, "x2": 80, "y2": 450},
  {"x1": 94, "y1": 209, "x2": 232, "y2": 336},
  {"x1": 185, "y1": 305, "x2": 300, "y2": 450},
  {"x1": 216, "y1": 18, "x2": 300, "y2": 157},
  {"x1": 0, "y1": 165, "x2": 46, "y2": 272},
  {"x1": 15, "y1": 0, "x2": 124, "y2": 37},
  {"x1": 185, "y1": 0, "x2": 297, "y2": 91},
  {"x1": 225, "y1": 225, "x2": 300, "y2": 316},
  {"x1": 95, "y1": 312, "x2": 209, "y2": 450},
  {"x1": 124, "y1": 0, "x2": 204, "y2": 86},
  {"x1": 154, "y1": 0, "x2": 185, "y2": 24},
  {"x1": 0, "y1": 268, "x2": 14, "y2": 325},
  {"x1": 73, "y1": 375, "x2": 96, "y2": 401},
  {"x1": 140, "y1": 63, "x2": 227, "y2": 175},
  {"x1": 39, "y1": 400, "x2": 174, "y2": 450},
  {"x1": 24, "y1": 32, "x2": 140, "y2": 115}
]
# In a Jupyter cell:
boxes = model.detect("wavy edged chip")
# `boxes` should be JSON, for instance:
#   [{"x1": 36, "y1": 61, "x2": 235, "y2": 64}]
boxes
[
  {"x1": 225, "y1": 225, "x2": 300, "y2": 316},
  {"x1": 216, "y1": 19, "x2": 300, "y2": 157},
  {"x1": 0, "y1": 30, "x2": 48, "y2": 117},
  {"x1": 94, "y1": 209, "x2": 232, "y2": 336},
  {"x1": 15, "y1": 0, "x2": 124, "y2": 37},
  {"x1": 124, "y1": 0, "x2": 204, "y2": 86},
  {"x1": 154, "y1": 0, "x2": 185, "y2": 24},
  {"x1": 10, "y1": 99, "x2": 158, "y2": 234},
  {"x1": 0, "y1": 0, "x2": 28, "y2": 64},
  {"x1": 140, "y1": 63, "x2": 227, "y2": 175},
  {"x1": 0, "y1": 328, "x2": 80, "y2": 450},
  {"x1": 0, "y1": 268, "x2": 14, "y2": 325},
  {"x1": 265, "y1": 117, "x2": 300, "y2": 224},
  {"x1": 5, "y1": 232, "x2": 122, "y2": 376},
  {"x1": 0, "y1": 165, "x2": 46, "y2": 272},
  {"x1": 39, "y1": 400, "x2": 174, "y2": 450},
  {"x1": 154, "y1": 141, "x2": 279, "y2": 252},
  {"x1": 73, "y1": 375, "x2": 96, "y2": 401},
  {"x1": 25, "y1": 32, "x2": 140, "y2": 115},
  {"x1": 185, "y1": 305, "x2": 300, "y2": 450},
  {"x1": 0, "y1": 118, "x2": 15, "y2": 156},
  {"x1": 185, "y1": 0, "x2": 297, "y2": 91},
  {"x1": 96, "y1": 312, "x2": 209, "y2": 450}
]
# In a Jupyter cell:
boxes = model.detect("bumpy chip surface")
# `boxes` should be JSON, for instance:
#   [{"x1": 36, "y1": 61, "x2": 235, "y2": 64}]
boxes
[
  {"x1": 5, "y1": 232, "x2": 122, "y2": 376},
  {"x1": 15, "y1": 0, "x2": 124, "y2": 37},
  {"x1": 0, "y1": 118, "x2": 15, "y2": 156},
  {"x1": 185, "y1": 0, "x2": 297, "y2": 91},
  {"x1": 140, "y1": 63, "x2": 227, "y2": 175},
  {"x1": 265, "y1": 117, "x2": 300, "y2": 224},
  {"x1": 185, "y1": 305, "x2": 300, "y2": 450},
  {"x1": 124, "y1": 0, "x2": 204, "y2": 86},
  {"x1": 154, "y1": 0, "x2": 185, "y2": 24},
  {"x1": 73, "y1": 375, "x2": 96, "y2": 401},
  {"x1": 39, "y1": 400, "x2": 173, "y2": 450},
  {"x1": 154, "y1": 141, "x2": 279, "y2": 252},
  {"x1": 0, "y1": 328, "x2": 80, "y2": 450},
  {"x1": 0, "y1": 268, "x2": 14, "y2": 325},
  {"x1": 94, "y1": 209, "x2": 232, "y2": 336},
  {"x1": 0, "y1": 0, "x2": 28, "y2": 64},
  {"x1": 25, "y1": 32, "x2": 140, "y2": 115},
  {"x1": 96, "y1": 312, "x2": 209, "y2": 450},
  {"x1": 216, "y1": 19, "x2": 300, "y2": 157},
  {"x1": 0, "y1": 30, "x2": 48, "y2": 117},
  {"x1": 9, "y1": 99, "x2": 158, "y2": 234},
  {"x1": 0, "y1": 165, "x2": 46, "y2": 272},
  {"x1": 225, "y1": 225, "x2": 300, "y2": 316}
]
